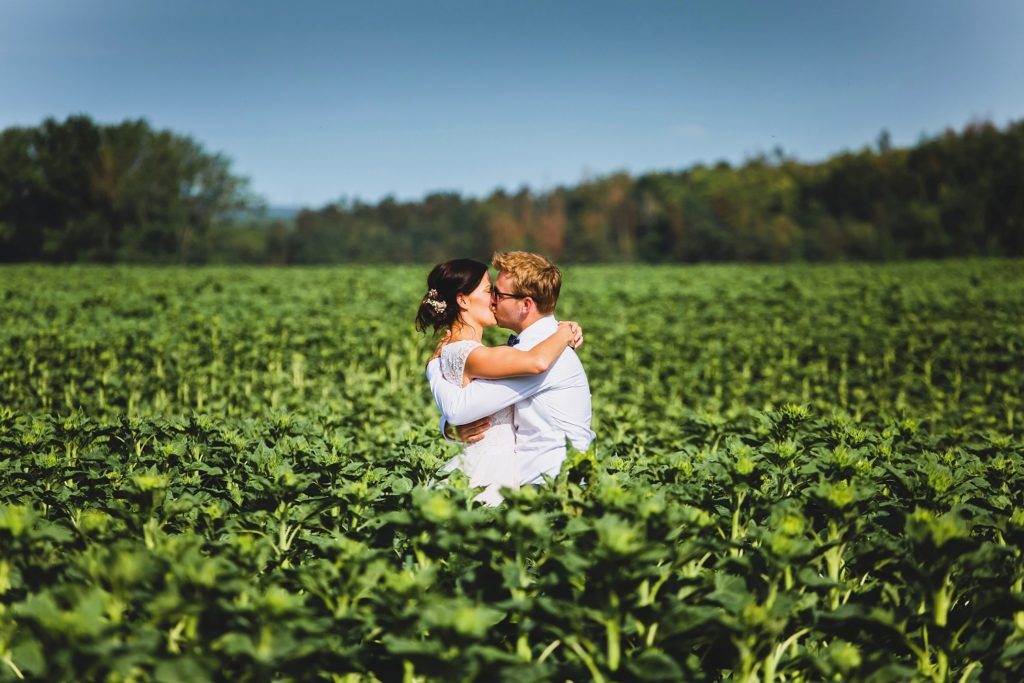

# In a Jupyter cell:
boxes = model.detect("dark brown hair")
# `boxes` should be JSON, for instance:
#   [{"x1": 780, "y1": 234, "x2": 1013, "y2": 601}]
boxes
[{"x1": 415, "y1": 258, "x2": 490, "y2": 333}]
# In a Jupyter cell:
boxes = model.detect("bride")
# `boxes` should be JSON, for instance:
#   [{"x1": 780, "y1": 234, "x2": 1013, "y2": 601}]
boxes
[{"x1": 415, "y1": 258, "x2": 582, "y2": 505}]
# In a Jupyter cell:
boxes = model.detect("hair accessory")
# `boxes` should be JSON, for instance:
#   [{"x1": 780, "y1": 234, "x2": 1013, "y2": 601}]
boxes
[{"x1": 424, "y1": 288, "x2": 447, "y2": 314}]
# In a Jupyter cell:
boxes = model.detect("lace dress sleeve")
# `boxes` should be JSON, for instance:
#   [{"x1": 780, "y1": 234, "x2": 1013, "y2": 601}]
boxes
[{"x1": 439, "y1": 340, "x2": 481, "y2": 387}]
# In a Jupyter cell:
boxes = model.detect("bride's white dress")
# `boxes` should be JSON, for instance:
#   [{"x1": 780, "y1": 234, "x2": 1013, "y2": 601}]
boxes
[{"x1": 438, "y1": 340, "x2": 517, "y2": 505}]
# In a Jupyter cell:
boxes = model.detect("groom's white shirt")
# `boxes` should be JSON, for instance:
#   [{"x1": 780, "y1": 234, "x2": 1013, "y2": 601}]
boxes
[{"x1": 425, "y1": 315, "x2": 595, "y2": 484}]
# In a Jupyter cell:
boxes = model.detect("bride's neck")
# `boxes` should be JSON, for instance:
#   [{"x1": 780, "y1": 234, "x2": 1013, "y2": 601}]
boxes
[{"x1": 449, "y1": 320, "x2": 482, "y2": 342}]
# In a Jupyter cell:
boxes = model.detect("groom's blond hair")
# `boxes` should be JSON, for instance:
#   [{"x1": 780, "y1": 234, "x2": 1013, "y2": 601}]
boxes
[{"x1": 491, "y1": 251, "x2": 561, "y2": 314}]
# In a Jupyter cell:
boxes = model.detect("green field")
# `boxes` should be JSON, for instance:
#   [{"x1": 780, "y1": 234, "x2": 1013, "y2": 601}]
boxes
[{"x1": 1, "y1": 261, "x2": 1023, "y2": 681}]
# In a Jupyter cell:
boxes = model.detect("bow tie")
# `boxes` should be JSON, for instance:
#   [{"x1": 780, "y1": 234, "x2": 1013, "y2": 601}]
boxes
[{"x1": 507, "y1": 334, "x2": 521, "y2": 347}]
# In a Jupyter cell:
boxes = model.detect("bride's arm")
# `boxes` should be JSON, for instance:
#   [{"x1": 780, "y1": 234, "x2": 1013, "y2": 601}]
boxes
[{"x1": 465, "y1": 322, "x2": 582, "y2": 380}]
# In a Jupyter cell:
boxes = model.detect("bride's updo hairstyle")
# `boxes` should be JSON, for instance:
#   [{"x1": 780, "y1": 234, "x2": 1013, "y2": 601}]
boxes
[{"x1": 415, "y1": 258, "x2": 489, "y2": 334}]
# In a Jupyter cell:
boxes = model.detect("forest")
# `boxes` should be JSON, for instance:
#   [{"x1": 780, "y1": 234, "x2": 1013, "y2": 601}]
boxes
[{"x1": 1, "y1": 116, "x2": 1021, "y2": 264}]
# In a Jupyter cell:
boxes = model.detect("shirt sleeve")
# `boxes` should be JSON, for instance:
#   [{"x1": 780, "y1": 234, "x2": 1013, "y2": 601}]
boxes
[
  {"x1": 426, "y1": 358, "x2": 552, "y2": 425},
  {"x1": 438, "y1": 415, "x2": 455, "y2": 442}
]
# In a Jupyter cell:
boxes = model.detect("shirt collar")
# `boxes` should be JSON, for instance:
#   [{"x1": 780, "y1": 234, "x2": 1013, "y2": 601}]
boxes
[{"x1": 516, "y1": 315, "x2": 557, "y2": 345}]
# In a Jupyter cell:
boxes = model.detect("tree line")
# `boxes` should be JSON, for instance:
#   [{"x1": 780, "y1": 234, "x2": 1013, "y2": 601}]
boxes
[{"x1": 1, "y1": 115, "x2": 1021, "y2": 264}]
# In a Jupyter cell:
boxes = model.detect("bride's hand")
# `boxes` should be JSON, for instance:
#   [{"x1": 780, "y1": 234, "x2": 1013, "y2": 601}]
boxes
[{"x1": 558, "y1": 321, "x2": 584, "y2": 350}]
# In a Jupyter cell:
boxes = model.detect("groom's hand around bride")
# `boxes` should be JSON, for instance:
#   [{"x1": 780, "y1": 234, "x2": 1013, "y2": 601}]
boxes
[
  {"x1": 445, "y1": 416, "x2": 492, "y2": 443},
  {"x1": 426, "y1": 330, "x2": 452, "y2": 368}
]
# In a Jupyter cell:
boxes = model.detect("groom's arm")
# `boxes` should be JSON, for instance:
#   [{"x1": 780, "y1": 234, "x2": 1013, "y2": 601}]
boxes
[
  {"x1": 441, "y1": 415, "x2": 492, "y2": 443},
  {"x1": 426, "y1": 358, "x2": 552, "y2": 425}
]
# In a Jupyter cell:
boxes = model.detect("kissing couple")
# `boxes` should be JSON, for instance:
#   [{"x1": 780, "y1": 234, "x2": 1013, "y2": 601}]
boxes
[{"x1": 416, "y1": 251, "x2": 595, "y2": 505}]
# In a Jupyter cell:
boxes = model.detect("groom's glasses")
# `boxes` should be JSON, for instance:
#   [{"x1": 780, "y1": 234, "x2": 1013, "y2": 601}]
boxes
[{"x1": 490, "y1": 286, "x2": 527, "y2": 301}]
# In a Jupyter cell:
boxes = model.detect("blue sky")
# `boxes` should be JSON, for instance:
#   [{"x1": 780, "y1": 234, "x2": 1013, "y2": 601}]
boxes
[{"x1": 2, "y1": 0, "x2": 1023, "y2": 207}]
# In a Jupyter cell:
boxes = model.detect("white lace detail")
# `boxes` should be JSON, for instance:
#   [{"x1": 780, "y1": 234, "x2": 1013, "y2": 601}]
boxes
[
  {"x1": 440, "y1": 340, "x2": 480, "y2": 388},
  {"x1": 439, "y1": 340, "x2": 517, "y2": 505}
]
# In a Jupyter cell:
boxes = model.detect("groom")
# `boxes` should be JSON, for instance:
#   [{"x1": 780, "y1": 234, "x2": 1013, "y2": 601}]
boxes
[{"x1": 425, "y1": 251, "x2": 595, "y2": 485}]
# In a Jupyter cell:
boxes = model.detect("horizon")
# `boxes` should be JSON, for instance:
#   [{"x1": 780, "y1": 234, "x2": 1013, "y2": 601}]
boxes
[{"x1": 3, "y1": 0, "x2": 1023, "y2": 207}]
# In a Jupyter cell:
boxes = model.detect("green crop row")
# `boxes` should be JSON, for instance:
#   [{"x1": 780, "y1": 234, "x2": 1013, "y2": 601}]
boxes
[{"x1": 1, "y1": 260, "x2": 1023, "y2": 681}]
